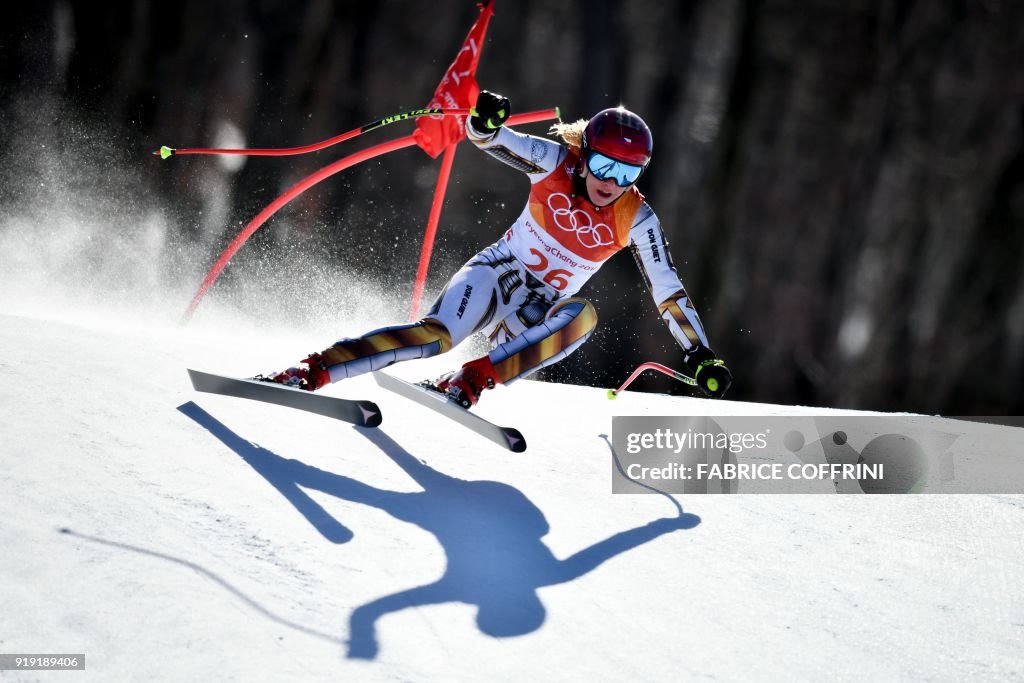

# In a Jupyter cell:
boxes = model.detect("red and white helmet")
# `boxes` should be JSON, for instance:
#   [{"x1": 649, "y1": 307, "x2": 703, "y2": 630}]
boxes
[{"x1": 582, "y1": 107, "x2": 653, "y2": 167}]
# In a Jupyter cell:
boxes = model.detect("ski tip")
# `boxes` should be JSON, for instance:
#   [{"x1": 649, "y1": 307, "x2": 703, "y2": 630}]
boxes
[
  {"x1": 357, "y1": 401, "x2": 383, "y2": 428},
  {"x1": 503, "y1": 428, "x2": 527, "y2": 453}
]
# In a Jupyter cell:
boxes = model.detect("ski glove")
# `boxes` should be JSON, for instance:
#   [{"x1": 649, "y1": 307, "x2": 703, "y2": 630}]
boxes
[
  {"x1": 684, "y1": 346, "x2": 733, "y2": 399},
  {"x1": 471, "y1": 90, "x2": 511, "y2": 133}
]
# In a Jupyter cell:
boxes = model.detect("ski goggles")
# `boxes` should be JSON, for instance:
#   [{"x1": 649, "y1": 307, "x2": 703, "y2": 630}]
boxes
[{"x1": 585, "y1": 151, "x2": 644, "y2": 187}]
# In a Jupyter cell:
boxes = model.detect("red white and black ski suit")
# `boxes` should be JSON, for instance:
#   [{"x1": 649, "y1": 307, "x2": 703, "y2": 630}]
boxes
[{"x1": 308, "y1": 120, "x2": 711, "y2": 387}]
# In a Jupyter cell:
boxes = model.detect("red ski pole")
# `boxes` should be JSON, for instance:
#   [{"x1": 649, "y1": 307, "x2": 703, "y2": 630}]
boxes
[
  {"x1": 153, "y1": 106, "x2": 474, "y2": 159},
  {"x1": 607, "y1": 362, "x2": 696, "y2": 400}
]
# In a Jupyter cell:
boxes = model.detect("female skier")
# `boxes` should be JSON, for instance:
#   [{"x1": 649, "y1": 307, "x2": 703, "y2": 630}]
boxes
[{"x1": 262, "y1": 91, "x2": 733, "y2": 407}]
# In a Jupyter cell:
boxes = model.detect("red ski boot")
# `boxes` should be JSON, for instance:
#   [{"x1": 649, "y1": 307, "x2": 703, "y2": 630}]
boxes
[
  {"x1": 436, "y1": 355, "x2": 501, "y2": 408},
  {"x1": 260, "y1": 352, "x2": 330, "y2": 392}
]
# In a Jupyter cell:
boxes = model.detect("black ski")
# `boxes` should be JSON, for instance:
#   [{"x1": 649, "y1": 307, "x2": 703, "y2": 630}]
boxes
[
  {"x1": 187, "y1": 369, "x2": 382, "y2": 427},
  {"x1": 372, "y1": 371, "x2": 526, "y2": 452}
]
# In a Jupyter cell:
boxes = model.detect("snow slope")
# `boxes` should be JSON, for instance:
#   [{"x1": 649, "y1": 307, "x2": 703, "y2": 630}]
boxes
[{"x1": 1, "y1": 307, "x2": 1022, "y2": 682}]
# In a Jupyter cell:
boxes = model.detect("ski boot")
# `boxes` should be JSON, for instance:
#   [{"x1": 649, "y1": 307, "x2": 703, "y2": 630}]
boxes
[
  {"x1": 432, "y1": 356, "x2": 501, "y2": 408},
  {"x1": 256, "y1": 352, "x2": 330, "y2": 392}
]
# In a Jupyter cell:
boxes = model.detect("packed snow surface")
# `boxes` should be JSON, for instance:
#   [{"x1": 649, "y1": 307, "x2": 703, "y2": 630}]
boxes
[{"x1": 1, "y1": 303, "x2": 1022, "y2": 681}]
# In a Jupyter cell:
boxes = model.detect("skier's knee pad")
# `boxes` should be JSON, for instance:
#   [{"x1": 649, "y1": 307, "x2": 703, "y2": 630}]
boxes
[
  {"x1": 417, "y1": 317, "x2": 454, "y2": 354},
  {"x1": 489, "y1": 298, "x2": 597, "y2": 383},
  {"x1": 545, "y1": 297, "x2": 598, "y2": 337}
]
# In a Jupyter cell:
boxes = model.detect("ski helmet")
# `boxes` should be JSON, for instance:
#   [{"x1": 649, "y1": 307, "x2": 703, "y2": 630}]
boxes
[{"x1": 582, "y1": 107, "x2": 653, "y2": 168}]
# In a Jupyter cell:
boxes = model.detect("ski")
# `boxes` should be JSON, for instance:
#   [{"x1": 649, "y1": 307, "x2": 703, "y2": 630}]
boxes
[
  {"x1": 371, "y1": 371, "x2": 527, "y2": 453},
  {"x1": 187, "y1": 369, "x2": 382, "y2": 428}
]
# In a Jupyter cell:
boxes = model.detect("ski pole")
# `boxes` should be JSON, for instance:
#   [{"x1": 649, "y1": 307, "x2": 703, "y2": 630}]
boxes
[
  {"x1": 153, "y1": 106, "x2": 560, "y2": 159},
  {"x1": 607, "y1": 362, "x2": 696, "y2": 400},
  {"x1": 153, "y1": 107, "x2": 473, "y2": 159},
  {"x1": 174, "y1": 106, "x2": 561, "y2": 324}
]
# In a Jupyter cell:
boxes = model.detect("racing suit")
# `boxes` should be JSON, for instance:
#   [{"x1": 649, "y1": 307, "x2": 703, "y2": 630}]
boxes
[{"x1": 310, "y1": 121, "x2": 710, "y2": 387}]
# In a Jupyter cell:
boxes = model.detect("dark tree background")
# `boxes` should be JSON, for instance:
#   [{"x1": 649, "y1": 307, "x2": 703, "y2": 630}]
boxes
[{"x1": 2, "y1": 0, "x2": 1022, "y2": 415}]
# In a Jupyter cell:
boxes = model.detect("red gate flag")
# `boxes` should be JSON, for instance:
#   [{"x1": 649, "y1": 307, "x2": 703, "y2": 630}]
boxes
[{"x1": 413, "y1": 1, "x2": 495, "y2": 158}]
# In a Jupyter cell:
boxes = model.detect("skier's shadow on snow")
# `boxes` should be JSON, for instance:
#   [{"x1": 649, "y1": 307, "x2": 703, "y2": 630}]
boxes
[{"x1": 178, "y1": 402, "x2": 700, "y2": 660}]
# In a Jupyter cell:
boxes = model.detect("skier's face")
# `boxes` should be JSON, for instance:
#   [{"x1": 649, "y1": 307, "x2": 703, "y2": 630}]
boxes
[{"x1": 582, "y1": 166, "x2": 631, "y2": 207}]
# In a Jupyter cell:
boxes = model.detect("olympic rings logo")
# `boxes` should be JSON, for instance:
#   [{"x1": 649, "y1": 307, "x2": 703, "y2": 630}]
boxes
[{"x1": 546, "y1": 193, "x2": 614, "y2": 249}]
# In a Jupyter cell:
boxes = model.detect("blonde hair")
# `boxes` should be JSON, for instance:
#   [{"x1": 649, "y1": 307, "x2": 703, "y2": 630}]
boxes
[{"x1": 549, "y1": 119, "x2": 588, "y2": 153}]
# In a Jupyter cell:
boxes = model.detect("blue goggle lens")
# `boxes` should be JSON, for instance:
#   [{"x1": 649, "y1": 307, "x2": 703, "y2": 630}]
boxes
[{"x1": 586, "y1": 152, "x2": 644, "y2": 187}]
